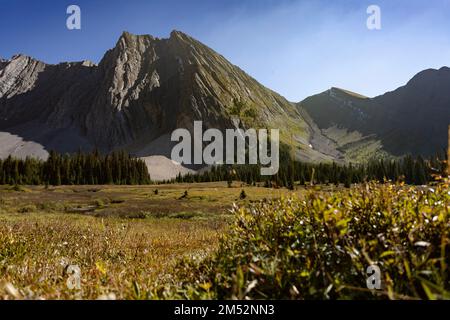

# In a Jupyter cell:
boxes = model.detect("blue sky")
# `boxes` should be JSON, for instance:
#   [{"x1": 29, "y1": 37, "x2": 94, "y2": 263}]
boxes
[{"x1": 1, "y1": 0, "x2": 449, "y2": 101}]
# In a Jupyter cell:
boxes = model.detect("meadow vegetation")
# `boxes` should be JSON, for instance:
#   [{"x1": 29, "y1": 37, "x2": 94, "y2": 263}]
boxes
[
  {"x1": 0, "y1": 182, "x2": 283, "y2": 299},
  {"x1": 160, "y1": 181, "x2": 450, "y2": 300},
  {"x1": 0, "y1": 181, "x2": 448, "y2": 300}
]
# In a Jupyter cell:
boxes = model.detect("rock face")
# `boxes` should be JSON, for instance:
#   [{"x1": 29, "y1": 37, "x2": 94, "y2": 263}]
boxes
[
  {"x1": 0, "y1": 30, "x2": 448, "y2": 178},
  {"x1": 0, "y1": 31, "x2": 318, "y2": 163},
  {"x1": 297, "y1": 68, "x2": 450, "y2": 160}
]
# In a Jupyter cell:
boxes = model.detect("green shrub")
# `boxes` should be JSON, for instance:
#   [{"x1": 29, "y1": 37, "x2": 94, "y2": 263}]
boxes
[
  {"x1": 110, "y1": 199, "x2": 125, "y2": 204},
  {"x1": 11, "y1": 185, "x2": 27, "y2": 192},
  {"x1": 169, "y1": 182, "x2": 450, "y2": 300},
  {"x1": 179, "y1": 191, "x2": 188, "y2": 200},
  {"x1": 18, "y1": 204, "x2": 37, "y2": 213},
  {"x1": 36, "y1": 202, "x2": 61, "y2": 211},
  {"x1": 94, "y1": 198, "x2": 108, "y2": 208}
]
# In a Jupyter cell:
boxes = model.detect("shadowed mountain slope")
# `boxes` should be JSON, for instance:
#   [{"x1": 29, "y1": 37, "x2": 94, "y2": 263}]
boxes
[{"x1": 297, "y1": 67, "x2": 450, "y2": 161}]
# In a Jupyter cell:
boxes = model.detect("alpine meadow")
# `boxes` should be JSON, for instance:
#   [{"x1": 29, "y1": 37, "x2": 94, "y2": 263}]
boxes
[{"x1": 0, "y1": 0, "x2": 449, "y2": 305}]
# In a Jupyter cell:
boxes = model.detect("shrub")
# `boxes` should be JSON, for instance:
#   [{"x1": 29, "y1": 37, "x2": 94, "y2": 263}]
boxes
[
  {"x1": 179, "y1": 191, "x2": 188, "y2": 200},
  {"x1": 170, "y1": 181, "x2": 450, "y2": 300},
  {"x1": 18, "y1": 204, "x2": 37, "y2": 213},
  {"x1": 94, "y1": 199, "x2": 108, "y2": 208},
  {"x1": 11, "y1": 185, "x2": 27, "y2": 192}
]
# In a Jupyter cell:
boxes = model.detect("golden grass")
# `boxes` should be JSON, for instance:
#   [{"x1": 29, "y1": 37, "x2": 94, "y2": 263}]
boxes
[
  {"x1": 0, "y1": 213, "x2": 225, "y2": 299},
  {"x1": 0, "y1": 182, "x2": 299, "y2": 299}
]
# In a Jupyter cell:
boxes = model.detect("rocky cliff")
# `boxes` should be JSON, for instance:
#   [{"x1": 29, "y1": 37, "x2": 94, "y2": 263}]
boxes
[
  {"x1": 1, "y1": 30, "x2": 448, "y2": 179},
  {"x1": 0, "y1": 31, "x2": 337, "y2": 178}
]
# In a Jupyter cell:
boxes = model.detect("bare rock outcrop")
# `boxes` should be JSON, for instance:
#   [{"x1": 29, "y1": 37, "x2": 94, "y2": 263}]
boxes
[{"x1": 0, "y1": 31, "x2": 321, "y2": 171}]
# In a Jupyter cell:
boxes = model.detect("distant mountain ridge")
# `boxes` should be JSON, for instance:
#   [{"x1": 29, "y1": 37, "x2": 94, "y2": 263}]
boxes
[
  {"x1": 0, "y1": 30, "x2": 449, "y2": 179},
  {"x1": 297, "y1": 67, "x2": 450, "y2": 161}
]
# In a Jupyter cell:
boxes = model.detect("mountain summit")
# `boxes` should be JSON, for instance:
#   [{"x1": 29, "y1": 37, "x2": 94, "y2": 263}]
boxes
[
  {"x1": 0, "y1": 30, "x2": 449, "y2": 178},
  {"x1": 297, "y1": 67, "x2": 450, "y2": 160},
  {"x1": 0, "y1": 31, "x2": 336, "y2": 175}
]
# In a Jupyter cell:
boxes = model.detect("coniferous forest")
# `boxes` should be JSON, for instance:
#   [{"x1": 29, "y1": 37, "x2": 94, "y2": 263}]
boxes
[
  {"x1": 0, "y1": 150, "x2": 151, "y2": 185},
  {"x1": 172, "y1": 154, "x2": 447, "y2": 187},
  {"x1": 0, "y1": 150, "x2": 446, "y2": 186}
]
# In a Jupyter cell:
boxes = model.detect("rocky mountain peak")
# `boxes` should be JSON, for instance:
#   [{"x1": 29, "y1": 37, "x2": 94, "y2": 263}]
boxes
[
  {"x1": 3, "y1": 29, "x2": 446, "y2": 169},
  {"x1": 8, "y1": 54, "x2": 25, "y2": 62},
  {"x1": 0, "y1": 57, "x2": 7, "y2": 70},
  {"x1": 329, "y1": 87, "x2": 368, "y2": 99},
  {"x1": 118, "y1": 31, "x2": 157, "y2": 48},
  {"x1": 80, "y1": 60, "x2": 96, "y2": 67},
  {"x1": 169, "y1": 30, "x2": 195, "y2": 43},
  {"x1": 0, "y1": 30, "x2": 315, "y2": 164},
  {"x1": 406, "y1": 66, "x2": 450, "y2": 88},
  {"x1": 170, "y1": 29, "x2": 184, "y2": 38}
]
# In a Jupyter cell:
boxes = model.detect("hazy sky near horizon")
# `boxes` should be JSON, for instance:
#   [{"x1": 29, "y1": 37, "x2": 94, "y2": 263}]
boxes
[{"x1": 1, "y1": 0, "x2": 449, "y2": 101}]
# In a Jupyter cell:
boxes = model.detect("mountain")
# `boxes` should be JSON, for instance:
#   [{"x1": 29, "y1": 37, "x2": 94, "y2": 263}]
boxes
[
  {"x1": 0, "y1": 31, "x2": 338, "y2": 179},
  {"x1": 297, "y1": 67, "x2": 450, "y2": 161},
  {"x1": 0, "y1": 30, "x2": 449, "y2": 180}
]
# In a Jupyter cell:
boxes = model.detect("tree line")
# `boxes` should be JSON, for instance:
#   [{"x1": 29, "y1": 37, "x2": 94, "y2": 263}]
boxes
[
  {"x1": 172, "y1": 154, "x2": 447, "y2": 188},
  {"x1": 0, "y1": 150, "x2": 151, "y2": 185},
  {"x1": 0, "y1": 150, "x2": 446, "y2": 187}
]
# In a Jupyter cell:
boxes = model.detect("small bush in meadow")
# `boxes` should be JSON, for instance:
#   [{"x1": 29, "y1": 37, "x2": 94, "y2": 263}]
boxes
[
  {"x1": 179, "y1": 191, "x2": 188, "y2": 200},
  {"x1": 17, "y1": 204, "x2": 37, "y2": 214}
]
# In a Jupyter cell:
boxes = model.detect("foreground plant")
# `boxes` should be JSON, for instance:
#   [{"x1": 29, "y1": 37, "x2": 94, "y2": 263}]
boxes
[{"x1": 169, "y1": 182, "x2": 449, "y2": 300}]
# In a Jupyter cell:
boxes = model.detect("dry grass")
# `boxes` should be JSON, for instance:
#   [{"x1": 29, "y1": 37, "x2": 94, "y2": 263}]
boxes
[
  {"x1": 3, "y1": 182, "x2": 439, "y2": 300},
  {"x1": 0, "y1": 213, "x2": 225, "y2": 299},
  {"x1": 0, "y1": 182, "x2": 292, "y2": 219},
  {"x1": 0, "y1": 182, "x2": 296, "y2": 299}
]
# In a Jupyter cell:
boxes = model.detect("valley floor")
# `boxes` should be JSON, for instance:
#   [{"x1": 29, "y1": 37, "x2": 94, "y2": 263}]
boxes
[
  {"x1": 0, "y1": 182, "x2": 448, "y2": 300},
  {"x1": 0, "y1": 182, "x2": 299, "y2": 299}
]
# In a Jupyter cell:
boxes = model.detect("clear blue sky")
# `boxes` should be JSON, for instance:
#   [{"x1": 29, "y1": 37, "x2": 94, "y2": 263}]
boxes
[{"x1": 1, "y1": 0, "x2": 449, "y2": 101}]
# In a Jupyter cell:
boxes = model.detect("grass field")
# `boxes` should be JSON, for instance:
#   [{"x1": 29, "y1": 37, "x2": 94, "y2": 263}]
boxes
[
  {"x1": 0, "y1": 181, "x2": 448, "y2": 300},
  {"x1": 0, "y1": 182, "x2": 297, "y2": 299}
]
